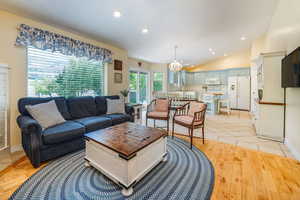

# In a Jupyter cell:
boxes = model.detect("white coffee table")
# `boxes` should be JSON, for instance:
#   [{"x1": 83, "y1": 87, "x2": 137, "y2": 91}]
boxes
[{"x1": 84, "y1": 122, "x2": 167, "y2": 196}]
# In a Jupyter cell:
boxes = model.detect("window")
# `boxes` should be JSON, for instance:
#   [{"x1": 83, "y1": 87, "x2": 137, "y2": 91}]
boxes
[
  {"x1": 153, "y1": 72, "x2": 163, "y2": 92},
  {"x1": 27, "y1": 47, "x2": 105, "y2": 97}
]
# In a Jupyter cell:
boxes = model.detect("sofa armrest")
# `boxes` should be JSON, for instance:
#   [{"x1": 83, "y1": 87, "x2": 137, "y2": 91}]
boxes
[
  {"x1": 17, "y1": 115, "x2": 42, "y2": 135},
  {"x1": 17, "y1": 115, "x2": 42, "y2": 168},
  {"x1": 125, "y1": 104, "x2": 135, "y2": 116}
]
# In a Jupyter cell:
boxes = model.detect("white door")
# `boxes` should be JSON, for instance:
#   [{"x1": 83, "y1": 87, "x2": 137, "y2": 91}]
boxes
[
  {"x1": 228, "y1": 77, "x2": 238, "y2": 109},
  {"x1": 237, "y1": 76, "x2": 250, "y2": 110},
  {"x1": 129, "y1": 70, "x2": 150, "y2": 105}
]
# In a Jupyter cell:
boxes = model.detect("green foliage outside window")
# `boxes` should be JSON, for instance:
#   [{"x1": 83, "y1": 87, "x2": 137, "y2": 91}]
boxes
[
  {"x1": 32, "y1": 58, "x2": 103, "y2": 97},
  {"x1": 153, "y1": 72, "x2": 163, "y2": 92}
]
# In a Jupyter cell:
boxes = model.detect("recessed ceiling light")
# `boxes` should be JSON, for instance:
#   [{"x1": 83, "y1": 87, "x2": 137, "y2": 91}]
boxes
[
  {"x1": 113, "y1": 11, "x2": 121, "y2": 18},
  {"x1": 209, "y1": 48, "x2": 213, "y2": 52},
  {"x1": 240, "y1": 36, "x2": 246, "y2": 41},
  {"x1": 212, "y1": 51, "x2": 216, "y2": 55},
  {"x1": 224, "y1": 53, "x2": 227, "y2": 56},
  {"x1": 142, "y1": 28, "x2": 149, "y2": 34}
]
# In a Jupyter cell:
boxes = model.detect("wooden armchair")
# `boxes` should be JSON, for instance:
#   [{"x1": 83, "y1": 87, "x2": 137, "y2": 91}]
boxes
[
  {"x1": 146, "y1": 99, "x2": 171, "y2": 132},
  {"x1": 172, "y1": 101, "x2": 207, "y2": 149}
]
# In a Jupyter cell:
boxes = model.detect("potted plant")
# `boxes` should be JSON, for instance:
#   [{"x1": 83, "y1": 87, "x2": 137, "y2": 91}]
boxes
[{"x1": 120, "y1": 89, "x2": 130, "y2": 103}]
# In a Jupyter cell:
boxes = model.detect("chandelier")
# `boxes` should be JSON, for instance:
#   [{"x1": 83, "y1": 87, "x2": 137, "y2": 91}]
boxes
[{"x1": 169, "y1": 45, "x2": 183, "y2": 72}]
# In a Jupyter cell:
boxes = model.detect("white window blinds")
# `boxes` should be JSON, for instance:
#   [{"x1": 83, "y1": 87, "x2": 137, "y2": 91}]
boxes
[{"x1": 27, "y1": 46, "x2": 105, "y2": 97}]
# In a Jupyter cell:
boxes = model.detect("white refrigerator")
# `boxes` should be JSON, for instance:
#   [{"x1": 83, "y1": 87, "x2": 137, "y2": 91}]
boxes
[{"x1": 228, "y1": 76, "x2": 250, "y2": 110}]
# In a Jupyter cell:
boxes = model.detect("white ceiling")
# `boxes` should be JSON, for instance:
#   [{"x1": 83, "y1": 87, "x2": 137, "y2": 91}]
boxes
[{"x1": 0, "y1": 0, "x2": 278, "y2": 65}]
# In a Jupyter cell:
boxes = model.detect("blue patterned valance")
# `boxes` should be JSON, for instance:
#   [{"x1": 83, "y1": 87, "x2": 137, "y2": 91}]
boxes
[{"x1": 16, "y1": 24, "x2": 112, "y2": 63}]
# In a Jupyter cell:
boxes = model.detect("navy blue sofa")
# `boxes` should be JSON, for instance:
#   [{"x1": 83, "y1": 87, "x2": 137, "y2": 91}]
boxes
[{"x1": 17, "y1": 95, "x2": 134, "y2": 168}]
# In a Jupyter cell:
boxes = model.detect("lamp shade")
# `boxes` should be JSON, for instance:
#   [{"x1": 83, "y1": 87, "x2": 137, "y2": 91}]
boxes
[{"x1": 169, "y1": 60, "x2": 182, "y2": 72}]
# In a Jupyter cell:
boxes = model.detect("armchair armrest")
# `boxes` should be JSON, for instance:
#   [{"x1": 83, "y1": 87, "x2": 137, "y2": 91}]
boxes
[
  {"x1": 173, "y1": 103, "x2": 189, "y2": 117},
  {"x1": 17, "y1": 115, "x2": 42, "y2": 135},
  {"x1": 192, "y1": 104, "x2": 207, "y2": 125},
  {"x1": 146, "y1": 100, "x2": 156, "y2": 112}
]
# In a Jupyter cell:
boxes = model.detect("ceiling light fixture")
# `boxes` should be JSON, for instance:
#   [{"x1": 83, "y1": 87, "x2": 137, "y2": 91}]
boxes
[
  {"x1": 212, "y1": 51, "x2": 216, "y2": 55},
  {"x1": 169, "y1": 45, "x2": 183, "y2": 72},
  {"x1": 224, "y1": 53, "x2": 227, "y2": 56},
  {"x1": 142, "y1": 28, "x2": 149, "y2": 34},
  {"x1": 240, "y1": 36, "x2": 246, "y2": 41},
  {"x1": 113, "y1": 11, "x2": 121, "y2": 18},
  {"x1": 209, "y1": 48, "x2": 213, "y2": 52}
]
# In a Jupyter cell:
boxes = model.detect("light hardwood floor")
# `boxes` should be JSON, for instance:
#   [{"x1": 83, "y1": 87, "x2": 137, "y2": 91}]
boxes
[{"x1": 0, "y1": 135, "x2": 300, "y2": 200}]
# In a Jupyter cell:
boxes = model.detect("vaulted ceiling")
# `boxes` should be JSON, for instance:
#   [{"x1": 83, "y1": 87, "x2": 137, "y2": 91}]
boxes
[{"x1": 0, "y1": 0, "x2": 278, "y2": 65}]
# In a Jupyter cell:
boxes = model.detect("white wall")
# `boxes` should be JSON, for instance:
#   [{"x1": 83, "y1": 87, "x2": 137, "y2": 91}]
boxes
[{"x1": 262, "y1": 0, "x2": 300, "y2": 160}]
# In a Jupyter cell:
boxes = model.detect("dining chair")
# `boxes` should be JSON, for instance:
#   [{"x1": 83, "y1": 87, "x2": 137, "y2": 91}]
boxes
[
  {"x1": 146, "y1": 98, "x2": 171, "y2": 132},
  {"x1": 218, "y1": 99, "x2": 231, "y2": 115},
  {"x1": 172, "y1": 101, "x2": 207, "y2": 149}
]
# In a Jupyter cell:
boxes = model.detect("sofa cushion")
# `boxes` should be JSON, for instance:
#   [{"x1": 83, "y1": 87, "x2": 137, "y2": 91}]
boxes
[
  {"x1": 103, "y1": 113, "x2": 131, "y2": 125},
  {"x1": 18, "y1": 97, "x2": 71, "y2": 120},
  {"x1": 25, "y1": 100, "x2": 66, "y2": 129},
  {"x1": 42, "y1": 121, "x2": 85, "y2": 145},
  {"x1": 67, "y1": 96, "x2": 97, "y2": 119},
  {"x1": 95, "y1": 95, "x2": 120, "y2": 115},
  {"x1": 74, "y1": 116, "x2": 112, "y2": 132}
]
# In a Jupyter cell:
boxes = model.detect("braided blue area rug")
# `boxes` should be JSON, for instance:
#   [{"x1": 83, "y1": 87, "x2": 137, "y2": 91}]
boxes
[{"x1": 10, "y1": 137, "x2": 214, "y2": 200}]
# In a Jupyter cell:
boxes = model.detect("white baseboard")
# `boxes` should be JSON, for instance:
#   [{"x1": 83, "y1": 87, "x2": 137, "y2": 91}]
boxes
[
  {"x1": 285, "y1": 138, "x2": 300, "y2": 161},
  {"x1": 10, "y1": 144, "x2": 23, "y2": 153}
]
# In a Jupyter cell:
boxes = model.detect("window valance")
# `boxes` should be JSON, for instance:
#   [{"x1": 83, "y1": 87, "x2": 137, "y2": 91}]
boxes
[{"x1": 15, "y1": 24, "x2": 112, "y2": 63}]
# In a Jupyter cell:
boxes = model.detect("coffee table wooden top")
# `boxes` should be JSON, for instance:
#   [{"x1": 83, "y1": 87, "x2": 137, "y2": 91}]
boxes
[{"x1": 85, "y1": 122, "x2": 167, "y2": 159}]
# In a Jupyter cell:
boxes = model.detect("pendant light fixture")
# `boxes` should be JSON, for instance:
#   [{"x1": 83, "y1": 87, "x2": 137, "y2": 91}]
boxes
[{"x1": 169, "y1": 45, "x2": 183, "y2": 72}]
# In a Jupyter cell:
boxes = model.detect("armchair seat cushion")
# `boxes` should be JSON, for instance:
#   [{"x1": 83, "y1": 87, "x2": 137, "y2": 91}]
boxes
[
  {"x1": 147, "y1": 111, "x2": 168, "y2": 118},
  {"x1": 42, "y1": 121, "x2": 85, "y2": 145},
  {"x1": 174, "y1": 115, "x2": 203, "y2": 126},
  {"x1": 103, "y1": 113, "x2": 131, "y2": 125},
  {"x1": 74, "y1": 116, "x2": 112, "y2": 132}
]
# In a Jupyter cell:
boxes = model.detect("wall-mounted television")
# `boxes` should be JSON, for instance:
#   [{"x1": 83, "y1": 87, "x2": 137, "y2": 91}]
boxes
[{"x1": 282, "y1": 47, "x2": 300, "y2": 88}]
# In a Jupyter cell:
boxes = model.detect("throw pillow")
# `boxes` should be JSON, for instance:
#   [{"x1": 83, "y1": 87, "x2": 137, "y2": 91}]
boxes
[
  {"x1": 106, "y1": 98, "x2": 125, "y2": 114},
  {"x1": 25, "y1": 100, "x2": 66, "y2": 129}
]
